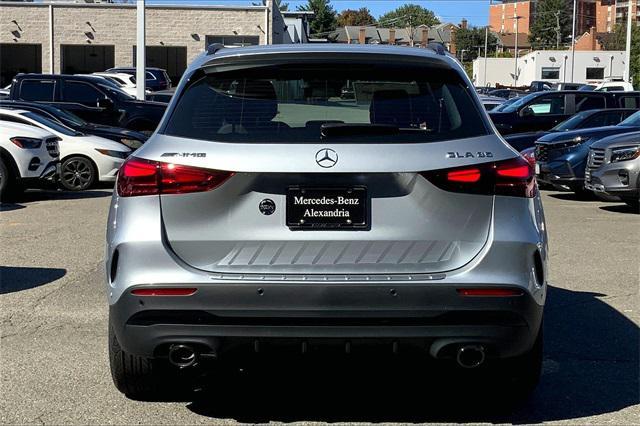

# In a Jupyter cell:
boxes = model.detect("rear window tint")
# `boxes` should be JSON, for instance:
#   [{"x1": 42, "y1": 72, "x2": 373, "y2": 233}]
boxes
[
  {"x1": 19, "y1": 80, "x2": 55, "y2": 101},
  {"x1": 164, "y1": 62, "x2": 490, "y2": 144}
]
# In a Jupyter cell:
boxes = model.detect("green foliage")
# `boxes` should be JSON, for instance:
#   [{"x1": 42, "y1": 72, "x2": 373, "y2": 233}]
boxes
[
  {"x1": 337, "y1": 7, "x2": 376, "y2": 27},
  {"x1": 454, "y1": 27, "x2": 499, "y2": 61},
  {"x1": 602, "y1": 23, "x2": 640, "y2": 89},
  {"x1": 529, "y1": 0, "x2": 571, "y2": 49},
  {"x1": 297, "y1": 0, "x2": 337, "y2": 36},
  {"x1": 496, "y1": 51, "x2": 514, "y2": 58},
  {"x1": 378, "y1": 4, "x2": 439, "y2": 28}
]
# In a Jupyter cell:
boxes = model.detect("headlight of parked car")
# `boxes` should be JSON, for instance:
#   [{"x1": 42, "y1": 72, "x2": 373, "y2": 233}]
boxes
[
  {"x1": 95, "y1": 148, "x2": 130, "y2": 159},
  {"x1": 10, "y1": 137, "x2": 42, "y2": 149},
  {"x1": 119, "y1": 138, "x2": 144, "y2": 150},
  {"x1": 610, "y1": 145, "x2": 640, "y2": 163}
]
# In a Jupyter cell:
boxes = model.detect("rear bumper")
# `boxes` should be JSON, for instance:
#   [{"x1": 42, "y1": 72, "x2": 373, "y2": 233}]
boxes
[{"x1": 110, "y1": 282, "x2": 544, "y2": 360}]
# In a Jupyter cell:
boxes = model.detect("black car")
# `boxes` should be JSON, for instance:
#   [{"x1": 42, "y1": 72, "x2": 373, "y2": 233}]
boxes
[
  {"x1": 0, "y1": 100, "x2": 148, "y2": 149},
  {"x1": 9, "y1": 74, "x2": 166, "y2": 134},
  {"x1": 488, "y1": 88, "x2": 526, "y2": 99},
  {"x1": 146, "y1": 88, "x2": 175, "y2": 104},
  {"x1": 503, "y1": 108, "x2": 637, "y2": 152},
  {"x1": 107, "y1": 67, "x2": 171, "y2": 92},
  {"x1": 489, "y1": 90, "x2": 640, "y2": 135}
]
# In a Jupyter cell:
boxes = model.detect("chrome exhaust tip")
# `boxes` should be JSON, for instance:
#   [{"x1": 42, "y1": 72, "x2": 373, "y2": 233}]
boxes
[
  {"x1": 456, "y1": 345, "x2": 486, "y2": 369},
  {"x1": 168, "y1": 344, "x2": 198, "y2": 368}
]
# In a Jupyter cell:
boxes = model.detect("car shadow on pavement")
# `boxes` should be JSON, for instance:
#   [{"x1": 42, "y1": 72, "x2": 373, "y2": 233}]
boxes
[
  {"x1": 0, "y1": 266, "x2": 67, "y2": 294},
  {"x1": 0, "y1": 190, "x2": 112, "y2": 210},
  {"x1": 184, "y1": 285, "x2": 639, "y2": 423},
  {"x1": 599, "y1": 204, "x2": 639, "y2": 215}
]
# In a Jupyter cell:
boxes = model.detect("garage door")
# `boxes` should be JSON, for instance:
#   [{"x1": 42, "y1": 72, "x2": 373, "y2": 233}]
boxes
[
  {"x1": 0, "y1": 44, "x2": 42, "y2": 87},
  {"x1": 61, "y1": 45, "x2": 114, "y2": 75},
  {"x1": 133, "y1": 46, "x2": 187, "y2": 84}
]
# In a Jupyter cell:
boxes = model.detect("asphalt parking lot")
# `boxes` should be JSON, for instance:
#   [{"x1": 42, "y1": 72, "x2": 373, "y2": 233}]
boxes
[{"x1": 0, "y1": 189, "x2": 638, "y2": 424}]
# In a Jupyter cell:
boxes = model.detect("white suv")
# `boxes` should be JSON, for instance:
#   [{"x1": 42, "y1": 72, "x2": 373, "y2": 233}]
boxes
[{"x1": 0, "y1": 121, "x2": 59, "y2": 199}]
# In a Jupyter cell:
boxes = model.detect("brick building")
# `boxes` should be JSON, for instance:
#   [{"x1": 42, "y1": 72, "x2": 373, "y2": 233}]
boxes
[
  {"x1": 489, "y1": 0, "x2": 638, "y2": 37},
  {"x1": 0, "y1": 1, "x2": 301, "y2": 87}
]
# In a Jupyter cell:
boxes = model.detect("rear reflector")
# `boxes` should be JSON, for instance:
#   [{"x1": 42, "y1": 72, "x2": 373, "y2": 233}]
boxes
[
  {"x1": 421, "y1": 156, "x2": 537, "y2": 198},
  {"x1": 457, "y1": 288, "x2": 524, "y2": 297},
  {"x1": 117, "y1": 157, "x2": 234, "y2": 197},
  {"x1": 131, "y1": 288, "x2": 197, "y2": 296}
]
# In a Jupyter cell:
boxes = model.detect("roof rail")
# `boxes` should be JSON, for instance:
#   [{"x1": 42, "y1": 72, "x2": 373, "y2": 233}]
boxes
[
  {"x1": 426, "y1": 42, "x2": 446, "y2": 56},
  {"x1": 206, "y1": 43, "x2": 225, "y2": 55}
]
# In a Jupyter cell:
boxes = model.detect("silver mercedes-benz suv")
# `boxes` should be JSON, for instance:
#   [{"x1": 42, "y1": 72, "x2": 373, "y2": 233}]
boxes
[{"x1": 106, "y1": 44, "x2": 548, "y2": 399}]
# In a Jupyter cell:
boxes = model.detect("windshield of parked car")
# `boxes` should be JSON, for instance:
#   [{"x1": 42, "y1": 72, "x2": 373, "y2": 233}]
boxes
[
  {"x1": 99, "y1": 84, "x2": 135, "y2": 100},
  {"x1": 23, "y1": 111, "x2": 83, "y2": 136},
  {"x1": 49, "y1": 107, "x2": 88, "y2": 127},
  {"x1": 619, "y1": 111, "x2": 640, "y2": 127},
  {"x1": 490, "y1": 97, "x2": 518, "y2": 112},
  {"x1": 164, "y1": 62, "x2": 490, "y2": 143},
  {"x1": 551, "y1": 111, "x2": 591, "y2": 132},
  {"x1": 500, "y1": 93, "x2": 539, "y2": 113}
]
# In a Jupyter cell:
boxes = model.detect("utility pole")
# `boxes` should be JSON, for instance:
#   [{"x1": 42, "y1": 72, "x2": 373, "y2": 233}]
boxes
[
  {"x1": 570, "y1": 0, "x2": 577, "y2": 83},
  {"x1": 514, "y1": 15, "x2": 521, "y2": 87},
  {"x1": 624, "y1": 0, "x2": 633, "y2": 83},
  {"x1": 555, "y1": 11, "x2": 561, "y2": 49},
  {"x1": 484, "y1": 25, "x2": 489, "y2": 87},
  {"x1": 136, "y1": 0, "x2": 146, "y2": 100}
]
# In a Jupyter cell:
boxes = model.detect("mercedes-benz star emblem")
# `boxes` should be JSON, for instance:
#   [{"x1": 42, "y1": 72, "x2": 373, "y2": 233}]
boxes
[{"x1": 315, "y1": 148, "x2": 338, "y2": 168}]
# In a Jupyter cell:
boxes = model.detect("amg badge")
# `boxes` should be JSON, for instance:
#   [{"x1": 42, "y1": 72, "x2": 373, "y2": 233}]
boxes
[
  {"x1": 447, "y1": 151, "x2": 494, "y2": 159},
  {"x1": 160, "y1": 152, "x2": 207, "y2": 158}
]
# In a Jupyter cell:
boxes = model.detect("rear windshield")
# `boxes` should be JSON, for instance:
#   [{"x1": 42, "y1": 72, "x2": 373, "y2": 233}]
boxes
[{"x1": 163, "y1": 62, "x2": 489, "y2": 143}]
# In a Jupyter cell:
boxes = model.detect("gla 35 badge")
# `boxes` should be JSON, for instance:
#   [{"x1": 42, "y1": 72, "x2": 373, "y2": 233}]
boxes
[{"x1": 446, "y1": 151, "x2": 494, "y2": 159}]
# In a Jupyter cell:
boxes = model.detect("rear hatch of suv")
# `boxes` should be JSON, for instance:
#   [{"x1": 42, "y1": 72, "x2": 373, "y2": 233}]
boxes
[{"x1": 126, "y1": 51, "x2": 525, "y2": 276}]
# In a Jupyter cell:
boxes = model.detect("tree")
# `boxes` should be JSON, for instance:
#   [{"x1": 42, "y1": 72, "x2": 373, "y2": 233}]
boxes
[
  {"x1": 297, "y1": 0, "x2": 337, "y2": 36},
  {"x1": 454, "y1": 27, "x2": 499, "y2": 62},
  {"x1": 378, "y1": 4, "x2": 439, "y2": 28},
  {"x1": 529, "y1": 0, "x2": 571, "y2": 50},
  {"x1": 337, "y1": 8, "x2": 376, "y2": 27},
  {"x1": 602, "y1": 23, "x2": 640, "y2": 89}
]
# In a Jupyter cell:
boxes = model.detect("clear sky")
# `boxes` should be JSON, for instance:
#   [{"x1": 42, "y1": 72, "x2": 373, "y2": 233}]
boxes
[{"x1": 148, "y1": 0, "x2": 491, "y2": 27}]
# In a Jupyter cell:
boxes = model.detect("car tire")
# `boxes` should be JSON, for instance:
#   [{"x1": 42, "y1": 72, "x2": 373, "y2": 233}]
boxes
[
  {"x1": 501, "y1": 321, "x2": 543, "y2": 397},
  {"x1": 0, "y1": 158, "x2": 23, "y2": 201},
  {"x1": 622, "y1": 197, "x2": 639, "y2": 212},
  {"x1": 109, "y1": 323, "x2": 168, "y2": 400},
  {"x1": 60, "y1": 156, "x2": 96, "y2": 191}
]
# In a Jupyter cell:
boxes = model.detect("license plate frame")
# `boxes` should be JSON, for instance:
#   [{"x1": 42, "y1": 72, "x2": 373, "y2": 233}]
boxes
[{"x1": 286, "y1": 187, "x2": 368, "y2": 230}]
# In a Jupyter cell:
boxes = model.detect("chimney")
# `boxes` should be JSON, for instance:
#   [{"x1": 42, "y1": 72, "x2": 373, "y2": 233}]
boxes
[
  {"x1": 450, "y1": 27, "x2": 457, "y2": 55},
  {"x1": 359, "y1": 27, "x2": 366, "y2": 44},
  {"x1": 389, "y1": 28, "x2": 396, "y2": 45},
  {"x1": 590, "y1": 26, "x2": 597, "y2": 50},
  {"x1": 421, "y1": 28, "x2": 429, "y2": 47},
  {"x1": 461, "y1": 18, "x2": 468, "y2": 30}
]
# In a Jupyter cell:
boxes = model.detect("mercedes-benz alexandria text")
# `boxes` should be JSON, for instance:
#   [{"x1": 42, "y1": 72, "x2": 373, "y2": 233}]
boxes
[{"x1": 106, "y1": 44, "x2": 548, "y2": 400}]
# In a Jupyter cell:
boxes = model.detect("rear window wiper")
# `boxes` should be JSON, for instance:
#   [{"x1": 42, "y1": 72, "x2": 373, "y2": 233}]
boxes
[{"x1": 320, "y1": 123, "x2": 399, "y2": 139}]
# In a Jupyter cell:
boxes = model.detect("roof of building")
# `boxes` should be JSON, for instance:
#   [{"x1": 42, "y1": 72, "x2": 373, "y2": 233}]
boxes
[
  {"x1": 328, "y1": 23, "x2": 458, "y2": 44},
  {"x1": 497, "y1": 33, "x2": 531, "y2": 48}
]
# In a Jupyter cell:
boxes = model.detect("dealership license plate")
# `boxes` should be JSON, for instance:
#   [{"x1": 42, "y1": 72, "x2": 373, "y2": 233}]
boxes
[{"x1": 287, "y1": 187, "x2": 367, "y2": 230}]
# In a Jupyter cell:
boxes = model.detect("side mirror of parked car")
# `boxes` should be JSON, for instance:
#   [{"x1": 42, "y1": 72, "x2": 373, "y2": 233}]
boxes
[{"x1": 97, "y1": 98, "x2": 114, "y2": 110}]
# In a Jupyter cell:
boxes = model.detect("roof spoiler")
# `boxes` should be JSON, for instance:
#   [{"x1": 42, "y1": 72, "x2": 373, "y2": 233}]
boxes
[{"x1": 206, "y1": 43, "x2": 225, "y2": 56}]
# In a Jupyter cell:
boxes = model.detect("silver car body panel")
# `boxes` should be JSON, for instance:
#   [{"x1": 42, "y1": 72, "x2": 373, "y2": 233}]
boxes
[{"x1": 105, "y1": 45, "x2": 547, "y2": 360}]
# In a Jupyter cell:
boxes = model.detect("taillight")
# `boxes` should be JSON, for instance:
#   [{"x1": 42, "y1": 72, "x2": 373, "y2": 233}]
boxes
[
  {"x1": 421, "y1": 157, "x2": 537, "y2": 198},
  {"x1": 117, "y1": 157, "x2": 234, "y2": 197}
]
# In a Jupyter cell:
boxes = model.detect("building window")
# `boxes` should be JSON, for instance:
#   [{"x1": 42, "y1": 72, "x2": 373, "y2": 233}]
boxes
[
  {"x1": 586, "y1": 67, "x2": 605, "y2": 80},
  {"x1": 205, "y1": 35, "x2": 260, "y2": 48},
  {"x1": 541, "y1": 67, "x2": 560, "y2": 80}
]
